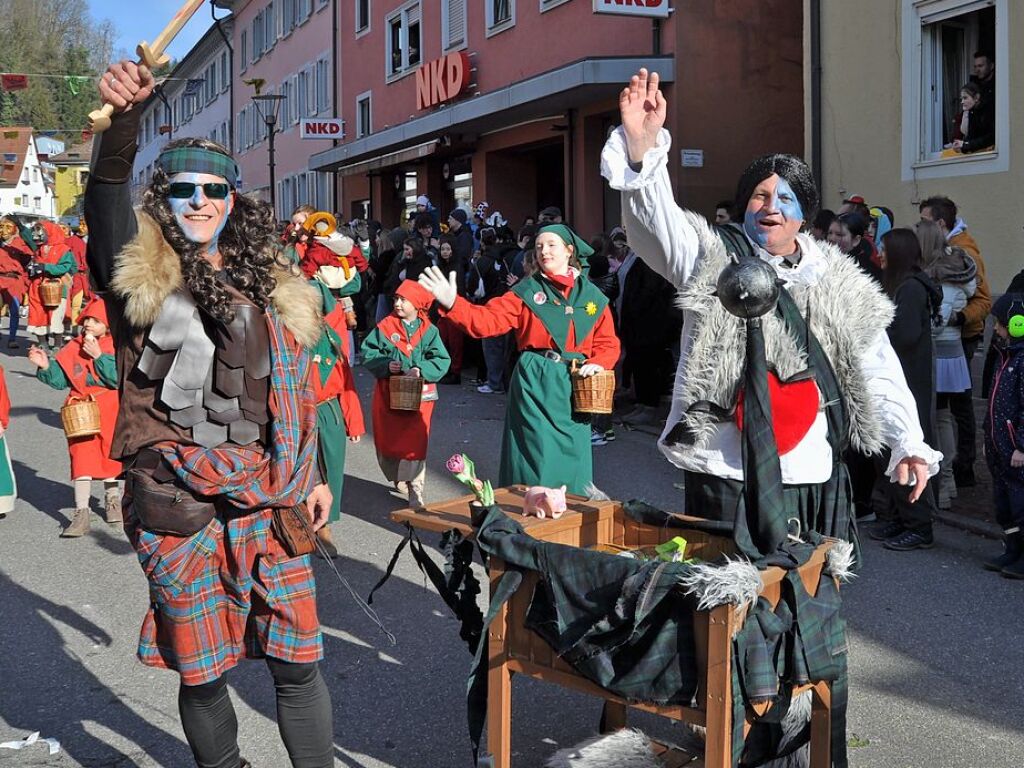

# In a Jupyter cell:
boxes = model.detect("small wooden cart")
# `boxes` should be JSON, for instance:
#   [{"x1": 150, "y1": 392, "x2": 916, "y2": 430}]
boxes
[{"x1": 393, "y1": 485, "x2": 836, "y2": 768}]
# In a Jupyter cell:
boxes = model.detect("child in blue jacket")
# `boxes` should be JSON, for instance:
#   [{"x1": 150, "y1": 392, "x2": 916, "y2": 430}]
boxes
[{"x1": 984, "y1": 293, "x2": 1024, "y2": 578}]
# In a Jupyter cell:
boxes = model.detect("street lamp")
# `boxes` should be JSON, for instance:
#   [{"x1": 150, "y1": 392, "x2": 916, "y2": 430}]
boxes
[{"x1": 252, "y1": 93, "x2": 285, "y2": 220}]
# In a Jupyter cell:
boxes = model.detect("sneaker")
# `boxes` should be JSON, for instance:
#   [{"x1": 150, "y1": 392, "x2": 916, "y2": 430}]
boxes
[
  {"x1": 868, "y1": 520, "x2": 904, "y2": 541},
  {"x1": 477, "y1": 384, "x2": 504, "y2": 394},
  {"x1": 591, "y1": 430, "x2": 608, "y2": 446},
  {"x1": 604, "y1": 428, "x2": 616, "y2": 442},
  {"x1": 883, "y1": 529, "x2": 935, "y2": 551}
]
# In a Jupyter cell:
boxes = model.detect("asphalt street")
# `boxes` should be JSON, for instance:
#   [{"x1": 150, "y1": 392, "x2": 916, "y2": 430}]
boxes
[{"x1": 0, "y1": 347, "x2": 1022, "y2": 767}]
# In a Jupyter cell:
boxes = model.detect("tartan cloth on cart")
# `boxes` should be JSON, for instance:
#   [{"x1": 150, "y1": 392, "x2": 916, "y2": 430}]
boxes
[{"x1": 128, "y1": 310, "x2": 323, "y2": 685}]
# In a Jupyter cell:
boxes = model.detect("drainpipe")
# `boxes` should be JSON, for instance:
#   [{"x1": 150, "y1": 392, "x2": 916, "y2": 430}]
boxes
[
  {"x1": 212, "y1": 2, "x2": 234, "y2": 154},
  {"x1": 810, "y1": 0, "x2": 822, "y2": 192},
  {"x1": 566, "y1": 108, "x2": 575, "y2": 224},
  {"x1": 331, "y1": 0, "x2": 340, "y2": 212}
]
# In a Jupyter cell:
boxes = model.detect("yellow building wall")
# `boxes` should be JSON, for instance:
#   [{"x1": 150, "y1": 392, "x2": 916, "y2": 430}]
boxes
[
  {"x1": 812, "y1": 0, "x2": 1023, "y2": 293},
  {"x1": 54, "y1": 165, "x2": 87, "y2": 219}
]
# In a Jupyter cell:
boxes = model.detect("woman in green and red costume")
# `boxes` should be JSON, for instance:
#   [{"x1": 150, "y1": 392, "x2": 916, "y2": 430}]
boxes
[
  {"x1": 419, "y1": 224, "x2": 621, "y2": 494},
  {"x1": 13, "y1": 218, "x2": 77, "y2": 350},
  {"x1": 306, "y1": 271, "x2": 365, "y2": 558}
]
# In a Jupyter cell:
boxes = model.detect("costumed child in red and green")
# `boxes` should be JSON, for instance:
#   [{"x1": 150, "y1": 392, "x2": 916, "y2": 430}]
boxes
[
  {"x1": 361, "y1": 279, "x2": 451, "y2": 508},
  {"x1": 14, "y1": 218, "x2": 77, "y2": 350},
  {"x1": 0, "y1": 363, "x2": 16, "y2": 519},
  {"x1": 419, "y1": 224, "x2": 621, "y2": 494},
  {"x1": 300, "y1": 231, "x2": 364, "y2": 362},
  {"x1": 28, "y1": 298, "x2": 121, "y2": 538},
  {"x1": 306, "y1": 266, "x2": 366, "y2": 558}
]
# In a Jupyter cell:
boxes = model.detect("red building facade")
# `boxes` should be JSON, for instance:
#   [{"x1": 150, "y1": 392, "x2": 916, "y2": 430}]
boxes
[{"x1": 312, "y1": 0, "x2": 805, "y2": 236}]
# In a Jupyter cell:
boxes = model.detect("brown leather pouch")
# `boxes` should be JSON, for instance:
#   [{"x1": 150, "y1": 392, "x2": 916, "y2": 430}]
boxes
[
  {"x1": 126, "y1": 468, "x2": 218, "y2": 537},
  {"x1": 271, "y1": 505, "x2": 317, "y2": 557}
]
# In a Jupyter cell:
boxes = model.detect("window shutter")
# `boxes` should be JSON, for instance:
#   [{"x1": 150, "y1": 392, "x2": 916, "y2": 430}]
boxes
[{"x1": 446, "y1": 0, "x2": 466, "y2": 48}]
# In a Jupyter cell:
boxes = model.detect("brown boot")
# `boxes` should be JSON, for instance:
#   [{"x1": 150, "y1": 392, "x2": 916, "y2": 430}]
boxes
[
  {"x1": 315, "y1": 525, "x2": 339, "y2": 559},
  {"x1": 61, "y1": 508, "x2": 91, "y2": 538},
  {"x1": 104, "y1": 488, "x2": 122, "y2": 525}
]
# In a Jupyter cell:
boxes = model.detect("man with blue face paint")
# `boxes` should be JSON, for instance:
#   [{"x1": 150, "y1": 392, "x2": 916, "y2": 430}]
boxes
[
  {"x1": 602, "y1": 70, "x2": 942, "y2": 764},
  {"x1": 82, "y1": 59, "x2": 336, "y2": 768}
]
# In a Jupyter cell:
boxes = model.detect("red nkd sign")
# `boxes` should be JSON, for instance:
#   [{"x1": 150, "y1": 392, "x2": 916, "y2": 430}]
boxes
[
  {"x1": 416, "y1": 51, "x2": 471, "y2": 111},
  {"x1": 300, "y1": 118, "x2": 345, "y2": 139},
  {"x1": 593, "y1": 0, "x2": 671, "y2": 18}
]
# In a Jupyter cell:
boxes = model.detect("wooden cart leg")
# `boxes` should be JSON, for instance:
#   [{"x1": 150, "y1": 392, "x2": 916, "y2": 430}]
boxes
[
  {"x1": 599, "y1": 700, "x2": 628, "y2": 733},
  {"x1": 809, "y1": 681, "x2": 832, "y2": 768},
  {"x1": 703, "y1": 606, "x2": 734, "y2": 768},
  {"x1": 486, "y1": 563, "x2": 513, "y2": 768}
]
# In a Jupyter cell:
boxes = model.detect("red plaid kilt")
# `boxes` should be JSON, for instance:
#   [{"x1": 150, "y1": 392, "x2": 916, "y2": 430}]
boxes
[{"x1": 126, "y1": 500, "x2": 323, "y2": 686}]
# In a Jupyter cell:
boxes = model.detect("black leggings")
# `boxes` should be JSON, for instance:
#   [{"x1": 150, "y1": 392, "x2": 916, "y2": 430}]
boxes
[{"x1": 178, "y1": 659, "x2": 333, "y2": 768}]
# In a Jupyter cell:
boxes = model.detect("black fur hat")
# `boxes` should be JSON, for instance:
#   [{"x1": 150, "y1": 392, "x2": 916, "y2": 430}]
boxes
[{"x1": 733, "y1": 154, "x2": 819, "y2": 224}]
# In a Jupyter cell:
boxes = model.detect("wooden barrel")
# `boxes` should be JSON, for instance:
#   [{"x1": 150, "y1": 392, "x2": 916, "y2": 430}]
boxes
[
  {"x1": 571, "y1": 369, "x2": 615, "y2": 414},
  {"x1": 61, "y1": 396, "x2": 102, "y2": 439},
  {"x1": 389, "y1": 374, "x2": 423, "y2": 411},
  {"x1": 39, "y1": 279, "x2": 63, "y2": 309}
]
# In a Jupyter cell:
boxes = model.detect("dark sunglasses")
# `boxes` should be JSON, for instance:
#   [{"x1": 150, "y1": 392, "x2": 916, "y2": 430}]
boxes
[{"x1": 167, "y1": 182, "x2": 231, "y2": 200}]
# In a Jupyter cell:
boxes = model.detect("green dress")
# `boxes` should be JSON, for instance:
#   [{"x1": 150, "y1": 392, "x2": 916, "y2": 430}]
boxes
[{"x1": 499, "y1": 275, "x2": 610, "y2": 495}]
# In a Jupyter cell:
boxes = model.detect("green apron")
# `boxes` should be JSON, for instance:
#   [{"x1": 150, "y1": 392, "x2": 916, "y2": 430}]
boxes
[
  {"x1": 499, "y1": 274, "x2": 609, "y2": 495},
  {"x1": 0, "y1": 436, "x2": 15, "y2": 497},
  {"x1": 316, "y1": 398, "x2": 348, "y2": 523}
]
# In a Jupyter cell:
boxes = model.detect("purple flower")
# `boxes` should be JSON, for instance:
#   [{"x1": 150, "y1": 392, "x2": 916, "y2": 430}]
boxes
[{"x1": 446, "y1": 454, "x2": 466, "y2": 474}]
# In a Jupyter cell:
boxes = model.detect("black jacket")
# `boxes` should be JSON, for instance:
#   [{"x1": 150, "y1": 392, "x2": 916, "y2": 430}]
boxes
[
  {"x1": 887, "y1": 272, "x2": 942, "y2": 446},
  {"x1": 619, "y1": 258, "x2": 680, "y2": 348},
  {"x1": 477, "y1": 244, "x2": 517, "y2": 300},
  {"x1": 382, "y1": 252, "x2": 433, "y2": 297},
  {"x1": 961, "y1": 101, "x2": 995, "y2": 153}
]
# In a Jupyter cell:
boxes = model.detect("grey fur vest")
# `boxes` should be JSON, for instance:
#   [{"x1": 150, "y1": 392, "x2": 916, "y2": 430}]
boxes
[{"x1": 675, "y1": 232, "x2": 894, "y2": 455}]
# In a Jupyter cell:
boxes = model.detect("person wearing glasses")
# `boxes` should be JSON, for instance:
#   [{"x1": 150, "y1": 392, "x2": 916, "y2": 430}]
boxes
[{"x1": 84, "y1": 60, "x2": 335, "y2": 768}]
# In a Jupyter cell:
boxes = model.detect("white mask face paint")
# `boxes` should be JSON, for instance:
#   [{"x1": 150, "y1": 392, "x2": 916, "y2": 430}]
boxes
[{"x1": 167, "y1": 172, "x2": 234, "y2": 252}]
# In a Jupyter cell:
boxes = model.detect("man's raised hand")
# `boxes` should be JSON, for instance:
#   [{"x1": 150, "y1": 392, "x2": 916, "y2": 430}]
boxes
[
  {"x1": 619, "y1": 68, "x2": 667, "y2": 165},
  {"x1": 98, "y1": 60, "x2": 155, "y2": 114}
]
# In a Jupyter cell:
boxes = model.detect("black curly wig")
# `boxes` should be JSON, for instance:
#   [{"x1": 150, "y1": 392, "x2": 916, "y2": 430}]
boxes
[
  {"x1": 732, "y1": 153, "x2": 819, "y2": 226},
  {"x1": 142, "y1": 137, "x2": 291, "y2": 323}
]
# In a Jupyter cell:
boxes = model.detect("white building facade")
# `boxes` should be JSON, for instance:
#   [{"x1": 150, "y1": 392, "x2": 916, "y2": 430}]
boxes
[{"x1": 0, "y1": 128, "x2": 57, "y2": 221}]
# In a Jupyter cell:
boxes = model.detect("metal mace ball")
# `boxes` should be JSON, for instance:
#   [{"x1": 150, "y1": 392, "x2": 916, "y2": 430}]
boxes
[{"x1": 716, "y1": 257, "x2": 781, "y2": 319}]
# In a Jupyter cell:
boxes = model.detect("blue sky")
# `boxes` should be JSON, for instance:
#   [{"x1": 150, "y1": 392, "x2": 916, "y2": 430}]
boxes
[{"x1": 88, "y1": 0, "x2": 221, "y2": 64}]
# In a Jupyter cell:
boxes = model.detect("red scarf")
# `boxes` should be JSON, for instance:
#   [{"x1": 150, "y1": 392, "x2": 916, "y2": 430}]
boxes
[
  {"x1": 54, "y1": 333, "x2": 116, "y2": 399},
  {"x1": 376, "y1": 314, "x2": 431, "y2": 360}
]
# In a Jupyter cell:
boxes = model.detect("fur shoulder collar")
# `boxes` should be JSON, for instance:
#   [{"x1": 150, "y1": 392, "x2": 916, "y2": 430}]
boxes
[{"x1": 111, "y1": 210, "x2": 322, "y2": 348}]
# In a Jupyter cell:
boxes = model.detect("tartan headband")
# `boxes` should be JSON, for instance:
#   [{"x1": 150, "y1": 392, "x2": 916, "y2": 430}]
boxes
[{"x1": 157, "y1": 146, "x2": 240, "y2": 187}]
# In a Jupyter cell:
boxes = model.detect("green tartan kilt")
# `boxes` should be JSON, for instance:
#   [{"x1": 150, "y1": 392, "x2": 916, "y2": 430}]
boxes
[
  {"x1": 316, "y1": 399, "x2": 348, "y2": 523},
  {"x1": 499, "y1": 351, "x2": 591, "y2": 495}
]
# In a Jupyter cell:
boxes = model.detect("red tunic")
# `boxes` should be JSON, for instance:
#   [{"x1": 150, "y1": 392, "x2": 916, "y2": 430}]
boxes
[
  {"x1": 0, "y1": 365, "x2": 10, "y2": 428},
  {"x1": 311, "y1": 305, "x2": 365, "y2": 437},
  {"x1": 54, "y1": 334, "x2": 122, "y2": 479},
  {"x1": 67, "y1": 235, "x2": 90, "y2": 310},
  {"x1": 443, "y1": 292, "x2": 620, "y2": 369},
  {"x1": 0, "y1": 241, "x2": 29, "y2": 303}
]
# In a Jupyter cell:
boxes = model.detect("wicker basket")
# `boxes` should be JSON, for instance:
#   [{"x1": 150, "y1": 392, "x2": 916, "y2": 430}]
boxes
[
  {"x1": 570, "y1": 367, "x2": 615, "y2": 414},
  {"x1": 389, "y1": 374, "x2": 423, "y2": 411},
  {"x1": 39, "y1": 279, "x2": 63, "y2": 309},
  {"x1": 61, "y1": 396, "x2": 102, "y2": 439}
]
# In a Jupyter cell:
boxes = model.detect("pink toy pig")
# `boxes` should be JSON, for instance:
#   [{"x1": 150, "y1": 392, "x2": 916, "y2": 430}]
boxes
[{"x1": 523, "y1": 485, "x2": 568, "y2": 519}]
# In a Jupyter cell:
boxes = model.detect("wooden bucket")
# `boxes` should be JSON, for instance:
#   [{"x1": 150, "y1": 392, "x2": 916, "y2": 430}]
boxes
[
  {"x1": 571, "y1": 366, "x2": 615, "y2": 414},
  {"x1": 39, "y1": 279, "x2": 63, "y2": 309},
  {"x1": 61, "y1": 396, "x2": 102, "y2": 439},
  {"x1": 389, "y1": 374, "x2": 423, "y2": 411}
]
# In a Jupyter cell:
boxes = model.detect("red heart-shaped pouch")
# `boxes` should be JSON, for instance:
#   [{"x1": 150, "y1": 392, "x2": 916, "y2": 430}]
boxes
[{"x1": 735, "y1": 373, "x2": 819, "y2": 455}]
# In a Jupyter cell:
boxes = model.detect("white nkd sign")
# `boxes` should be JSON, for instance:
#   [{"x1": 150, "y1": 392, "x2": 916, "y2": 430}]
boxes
[{"x1": 593, "y1": 0, "x2": 671, "y2": 18}]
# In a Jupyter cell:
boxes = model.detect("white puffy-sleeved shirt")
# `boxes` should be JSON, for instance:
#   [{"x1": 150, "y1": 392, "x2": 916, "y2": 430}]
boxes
[{"x1": 600, "y1": 127, "x2": 941, "y2": 484}]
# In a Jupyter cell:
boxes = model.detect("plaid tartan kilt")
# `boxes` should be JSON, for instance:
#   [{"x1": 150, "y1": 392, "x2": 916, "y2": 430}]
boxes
[{"x1": 125, "y1": 496, "x2": 324, "y2": 686}]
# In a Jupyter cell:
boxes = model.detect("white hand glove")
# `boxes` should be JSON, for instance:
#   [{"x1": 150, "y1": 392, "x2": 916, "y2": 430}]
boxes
[
  {"x1": 418, "y1": 265, "x2": 458, "y2": 310},
  {"x1": 577, "y1": 363, "x2": 604, "y2": 378},
  {"x1": 314, "y1": 232, "x2": 354, "y2": 256}
]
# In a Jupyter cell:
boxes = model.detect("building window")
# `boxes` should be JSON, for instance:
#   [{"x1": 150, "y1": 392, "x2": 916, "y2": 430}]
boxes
[
  {"x1": 442, "y1": 0, "x2": 466, "y2": 50},
  {"x1": 316, "y1": 57, "x2": 330, "y2": 114},
  {"x1": 33, "y1": 196, "x2": 41, "y2": 210},
  {"x1": 386, "y1": 2, "x2": 421, "y2": 79},
  {"x1": 356, "y1": 91, "x2": 372, "y2": 138},
  {"x1": 452, "y1": 170, "x2": 472, "y2": 211},
  {"x1": 539, "y1": 0, "x2": 571, "y2": 11},
  {"x1": 486, "y1": 0, "x2": 514, "y2": 34},
  {"x1": 356, "y1": 0, "x2": 370, "y2": 34},
  {"x1": 221, "y1": 52, "x2": 229, "y2": 90},
  {"x1": 298, "y1": 0, "x2": 312, "y2": 23},
  {"x1": 901, "y1": 0, "x2": 1005, "y2": 179},
  {"x1": 240, "y1": 30, "x2": 248, "y2": 71}
]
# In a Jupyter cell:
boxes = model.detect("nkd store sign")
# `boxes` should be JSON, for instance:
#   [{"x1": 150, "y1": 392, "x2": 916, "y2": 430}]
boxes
[
  {"x1": 593, "y1": 0, "x2": 670, "y2": 17},
  {"x1": 416, "y1": 51, "x2": 472, "y2": 111}
]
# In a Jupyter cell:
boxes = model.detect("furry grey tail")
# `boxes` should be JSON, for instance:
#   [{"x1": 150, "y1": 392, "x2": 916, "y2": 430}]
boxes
[
  {"x1": 677, "y1": 556, "x2": 761, "y2": 612},
  {"x1": 583, "y1": 483, "x2": 610, "y2": 501}
]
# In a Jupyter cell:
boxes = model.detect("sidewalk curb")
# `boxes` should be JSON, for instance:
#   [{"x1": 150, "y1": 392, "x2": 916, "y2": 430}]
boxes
[{"x1": 935, "y1": 509, "x2": 1001, "y2": 539}]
